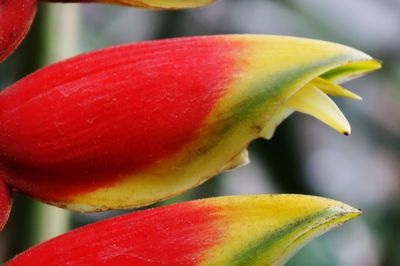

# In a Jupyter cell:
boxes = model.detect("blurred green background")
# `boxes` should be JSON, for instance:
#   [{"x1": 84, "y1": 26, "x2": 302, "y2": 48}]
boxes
[{"x1": 1, "y1": 0, "x2": 399, "y2": 265}]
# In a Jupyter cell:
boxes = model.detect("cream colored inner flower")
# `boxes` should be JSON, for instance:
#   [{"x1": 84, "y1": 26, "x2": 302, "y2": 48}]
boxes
[
  {"x1": 260, "y1": 77, "x2": 362, "y2": 139},
  {"x1": 221, "y1": 77, "x2": 363, "y2": 173}
]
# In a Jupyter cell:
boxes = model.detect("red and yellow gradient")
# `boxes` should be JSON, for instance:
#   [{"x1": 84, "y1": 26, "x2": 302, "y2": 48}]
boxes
[
  {"x1": 44, "y1": 0, "x2": 216, "y2": 9},
  {"x1": 6, "y1": 195, "x2": 361, "y2": 266},
  {"x1": 0, "y1": 0, "x2": 37, "y2": 63},
  {"x1": 0, "y1": 35, "x2": 380, "y2": 213}
]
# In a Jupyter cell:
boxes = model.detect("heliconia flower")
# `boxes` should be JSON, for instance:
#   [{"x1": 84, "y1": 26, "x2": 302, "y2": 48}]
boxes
[
  {"x1": 5, "y1": 194, "x2": 361, "y2": 266},
  {"x1": 0, "y1": 0, "x2": 37, "y2": 63},
  {"x1": 0, "y1": 35, "x2": 380, "y2": 228},
  {"x1": 44, "y1": 0, "x2": 216, "y2": 9},
  {"x1": 0, "y1": 0, "x2": 215, "y2": 63}
]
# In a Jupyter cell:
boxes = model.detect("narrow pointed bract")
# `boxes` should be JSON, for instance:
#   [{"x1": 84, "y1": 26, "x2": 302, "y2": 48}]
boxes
[
  {"x1": 5, "y1": 195, "x2": 361, "y2": 266},
  {"x1": 0, "y1": 35, "x2": 381, "y2": 215},
  {"x1": 0, "y1": 0, "x2": 37, "y2": 63},
  {"x1": 286, "y1": 84, "x2": 351, "y2": 135},
  {"x1": 313, "y1": 77, "x2": 362, "y2": 100}
]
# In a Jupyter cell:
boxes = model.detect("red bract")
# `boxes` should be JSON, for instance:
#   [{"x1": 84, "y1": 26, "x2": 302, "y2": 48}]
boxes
[
  {"x1": 0, "y1": 178, "x2": 11, "y2": 231},
  {"x1": 0, "y1": 35, "x2": 380, "y2": 226},
  {"x1": 6, "y1": 198, "x2": 223, "y2": 265},
  {"x1": 0, "y1": 36, "x2": 238, "y2": 204},
  {"x1": 0, "y1": 0, "x2": 37, "y2": 63},
  {"x1": 5, "y1": 195, "x2": 361, "y2": 266}
]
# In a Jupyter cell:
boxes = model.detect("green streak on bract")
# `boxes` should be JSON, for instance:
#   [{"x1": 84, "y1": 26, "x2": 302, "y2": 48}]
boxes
[
  {"x1": 217, "y1": 55, "x2": 348, "y2": 134},
  {"x1": 178, "y1": 55, "x2": 348, "y2": 166},
  {"x1": 321, "y1": 60, "x2": 380, "y2": 81},
  {"x1": 321, "y1": 66, "x2": 361, "y2": 80},
  {"x1": 229, "y1": 210, "x2": 336, "y2": 266}
]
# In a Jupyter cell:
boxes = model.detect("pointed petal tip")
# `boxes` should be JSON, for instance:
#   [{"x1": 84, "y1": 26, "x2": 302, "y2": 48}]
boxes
[
  {"x1": 312, "y1": 77, "x2": 363, "y2": 101},
  {"x1": 329, "y1": 203, "x2": 362, "y2": 218},
  {"x1": 324, "y1": 204, "x2": 362, "y2": 229},
  {"x1": 287, "y1": 85, "x2": 352, "y2": 135},
  {"x1": 321, "y1": 59, "x2": 382, "y2": 83},
  {"x1": 349, "y1": 207, "x2": 362, "y2": 217},
  {"x1": 372, "y1": 59, "x2": 383, "y2": 69},
  {"x1": 356, "y1": 59, "x2": 382, "y2": 73}
]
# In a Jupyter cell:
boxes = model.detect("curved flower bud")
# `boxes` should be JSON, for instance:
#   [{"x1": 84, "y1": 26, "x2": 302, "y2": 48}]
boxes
[
  {"x1": 44, "y1": 0, "x2": 216, "y2": 9},
  {"x1": 0, "y1": 0, "x2": 37, "y2": 63},
  {"x1": 0, "y1": 35, "x2": 381, "y2": 215},
  {"x1": 5, "y1": 194, "x2": 361, "y2": 266}
]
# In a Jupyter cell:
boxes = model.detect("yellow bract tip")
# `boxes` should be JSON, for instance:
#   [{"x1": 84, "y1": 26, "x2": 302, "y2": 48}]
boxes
[
  {"x1": 286, "y1": 84, "x2": 351, "y2": 135},
  {"x1": 312, "y1": 77, "x2": 362, "y2": 100}
]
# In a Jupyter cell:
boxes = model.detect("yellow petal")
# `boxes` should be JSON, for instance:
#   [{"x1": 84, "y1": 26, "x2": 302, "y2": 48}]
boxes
[
  {"x1": 320, "y1": 60, "x2": 382, "y2": 83},
  {"x1": 286, "y1": 84, "x2": 351, "y2": 135},
  {"x1": 204, "y1": 194, "x2": 361, "y2": 266},
  {"x1": 312, "y1": 77, "x2": 362, "y2": 100}
]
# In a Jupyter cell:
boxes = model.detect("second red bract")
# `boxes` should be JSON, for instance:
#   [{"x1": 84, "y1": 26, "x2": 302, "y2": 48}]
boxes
[{"x1": 5, "y1": 195, "x2": 361, "y2": 266}]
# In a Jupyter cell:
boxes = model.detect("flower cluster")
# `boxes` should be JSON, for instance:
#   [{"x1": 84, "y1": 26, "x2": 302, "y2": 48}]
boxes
[{"x1": 0, "y1": 1, "x2": 380, "y2": 265}]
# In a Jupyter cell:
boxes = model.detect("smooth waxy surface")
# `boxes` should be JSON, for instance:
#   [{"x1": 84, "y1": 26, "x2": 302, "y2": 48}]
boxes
[
  {"x1": 6, "y1": 195, "x2": 361, "y2": 266},
  {"x1": 0, "y1": 35, "x2": 381, "y2": 212},
  {"x1": 0, "y1": 0, "x2": 37, "y2": 62}
]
